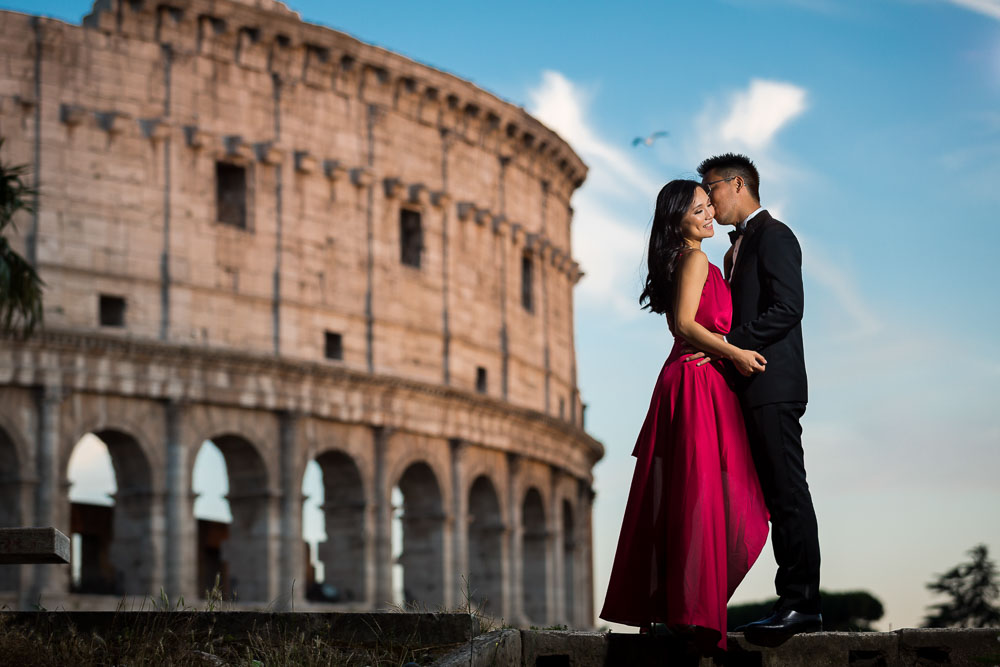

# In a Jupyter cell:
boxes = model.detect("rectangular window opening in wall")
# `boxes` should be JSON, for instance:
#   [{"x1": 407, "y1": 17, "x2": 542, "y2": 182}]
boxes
[
  {"x1": 99, "y1": 294, "x2": 126, "y2": 327},
  {"x1": 476, "y1": 366, "x2": 488, "y2": 394},
  {"x1": 522, "y1": 251, "x2": 534, "y2": 312},
  {"x1": 216, "y1": 162, "x2": 248, "y2": 228},
  {"x1": 559, "y1": 397, "x2": 565, "y2": 419},
  {"x1": 324, "y1": 331, "x2": 343, "y2": 361},
  {"x1": 400, "y1": 208, "x2": 423, "y2": 268}
]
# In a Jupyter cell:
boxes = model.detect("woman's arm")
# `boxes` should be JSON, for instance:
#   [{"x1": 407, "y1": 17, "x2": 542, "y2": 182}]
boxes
[{"x1": 674, "y1": 250, "x2": 766, "y2": 376}]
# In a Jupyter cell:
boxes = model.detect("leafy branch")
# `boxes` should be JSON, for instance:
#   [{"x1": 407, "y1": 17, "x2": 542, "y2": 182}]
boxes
[{"x1": 0, "y1": 137, "x2": 44, "y2": 338}]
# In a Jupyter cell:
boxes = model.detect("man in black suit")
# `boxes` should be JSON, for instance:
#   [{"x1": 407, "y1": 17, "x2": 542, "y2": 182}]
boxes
[{"x1": 692, "y1": 153, "x2": 822, "y2": 645}]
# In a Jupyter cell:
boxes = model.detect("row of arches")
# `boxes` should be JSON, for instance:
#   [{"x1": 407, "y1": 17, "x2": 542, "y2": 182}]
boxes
[{"x1": 0, "y1": 422, "x2": 586, "y2": 625}]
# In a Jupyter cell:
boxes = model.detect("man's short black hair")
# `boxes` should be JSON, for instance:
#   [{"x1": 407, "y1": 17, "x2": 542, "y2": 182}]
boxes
[{"x1": 697, "y1": 153, "x2": 761, "y2": 202}]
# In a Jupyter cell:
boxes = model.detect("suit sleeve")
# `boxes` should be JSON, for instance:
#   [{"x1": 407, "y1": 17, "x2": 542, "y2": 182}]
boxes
[{"x1": 727, "y1": 224, "x2": 804, "y2": 350}]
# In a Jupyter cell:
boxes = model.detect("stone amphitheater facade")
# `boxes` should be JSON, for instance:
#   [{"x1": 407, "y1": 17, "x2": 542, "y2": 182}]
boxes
[{"x1": 0, "y1": 0, "x2": 602, "y2": 627}]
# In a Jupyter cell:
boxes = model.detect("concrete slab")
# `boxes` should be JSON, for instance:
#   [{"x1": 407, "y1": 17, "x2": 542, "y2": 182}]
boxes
[
  {"x1": 896, "y1": 627, "x2": 1000, "y2": 667},
  {"x1": 452, "y1": 628, "x2": 1000, "y2": 667},
  {"x1": 0, "y1": 528, "x2": 70, "y2": 564},
  {"x1": 434, "y1": 629, "x2": 522, "y2": 667},
  {"x1": 726, "y1": 631, "x2": 900, "y2": 667},
  {"x1": 522, "y1": 630, "x2": 607, "y2": 667}
]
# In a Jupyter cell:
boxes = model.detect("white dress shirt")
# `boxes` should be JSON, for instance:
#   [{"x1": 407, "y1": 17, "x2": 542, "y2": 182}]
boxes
[{"x1": 731, "y1": 206, "x2": 765, "y2": 269}]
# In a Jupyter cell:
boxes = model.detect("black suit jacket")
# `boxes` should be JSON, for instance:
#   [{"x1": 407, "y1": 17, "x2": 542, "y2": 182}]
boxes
[{"x1": 726, "y1": 210, "x2": 808, "y2": 407}]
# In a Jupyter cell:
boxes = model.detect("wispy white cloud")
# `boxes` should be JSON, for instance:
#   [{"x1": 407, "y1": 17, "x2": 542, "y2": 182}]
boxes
[
  {"x1": 947, "y1": 0, "x2": 1000, "y2": 20},
  {"x1": 528, "y1": 70, "x2": 660, "y2": 198},
  {"x1": 682, "y1": 78, "x2": 811, "y2": 202},
  {"x1": 570, "y1": 191, "x2": 647, "y2": 318},
  {"x1": 714, "y1": 79, "x2": 808, "y2": 151},
  {"x1": 527, "y1": 70, "x2": 657, "y2": 316}
]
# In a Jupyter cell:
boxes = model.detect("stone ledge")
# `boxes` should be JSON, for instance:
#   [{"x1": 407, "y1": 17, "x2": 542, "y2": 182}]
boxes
[
  {"x1": 0, "y1": 329, "x2": 605, "y2": 472},
  {"x1": 434, "y1": 628, "x2": 522, "y2": 667},
  {"x1": 0, "y1": 528, "x2": 70, "y2": 565},
  {"x1": 71, "y1": 0, "x2": 589, "y2": 189},
  {"x1": 433, "y1": 628, "x2": 1000, "y2": 666}
]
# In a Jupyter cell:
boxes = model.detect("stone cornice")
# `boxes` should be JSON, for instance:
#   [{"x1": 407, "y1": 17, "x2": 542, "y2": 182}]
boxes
[
  {"x1": 1, "y1": 329, "x2": 604, "y2": 471},
  {"x1": 70, "y1": 0, "x2": 587, "y2": 192}
]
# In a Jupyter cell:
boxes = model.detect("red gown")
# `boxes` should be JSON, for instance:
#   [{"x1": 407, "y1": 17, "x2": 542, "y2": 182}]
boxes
[{"x1": 600, "y1": 262, "x2": 769, "y2": 651}]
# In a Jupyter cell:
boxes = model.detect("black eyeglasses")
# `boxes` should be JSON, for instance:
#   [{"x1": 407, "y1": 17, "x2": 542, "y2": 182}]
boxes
[{"x1": 703, "y1": 176, "x2": 736, "y2": 194}]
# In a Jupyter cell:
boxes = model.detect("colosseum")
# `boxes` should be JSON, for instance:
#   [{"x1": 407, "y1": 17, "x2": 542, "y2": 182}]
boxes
[{"x1": 0, "y1": 0, "x2": 602, "y2": 627}]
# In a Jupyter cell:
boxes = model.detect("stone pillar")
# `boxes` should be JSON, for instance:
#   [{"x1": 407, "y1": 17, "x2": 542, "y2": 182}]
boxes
[
  {"x1": 550, "y1": 469, "x2": 565, "y2": 626},
  {"x1": 147, "y1": 489, "x2": 166, "y2": 596},
  {"x1": 220, "y1": 481, "x2": 281, "y2": 604},
  {"x1": 448, "y1": 438, "x2": 467, "y2": 608},
  {"x1": 111, "y1": 488, "x2": 163, "y2": 597},
  {"x1": 26, "y1": 384, "x2": 63, "y2": 606},
  {"x1": 275, "y1": 411, "x2": 304, "y2": 609},
  {"x1": 505, "y1": 453, "x2": 523, "y2": 624},
  {"x1": 371, "y1": 426, "x2": 393, "y2": 607},
  {"x1": 317, "y1": 498, "x2": 366, "y2": 602},
  {"x1": 578, "y1": 479, "x2": 596, "y2": 628},
  {"x1": 163, "y1": 399, "x2": 193, "y2": 602},
  {"x1": 0, "y1": 478, "x2": 35, "y2": 596}
]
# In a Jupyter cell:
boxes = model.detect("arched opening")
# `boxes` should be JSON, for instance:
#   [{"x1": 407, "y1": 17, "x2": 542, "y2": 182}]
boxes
[
  {"x1": 467, "y1": 475, "x2": 503, "y2": 615},
  {"x1": 522, "y1": 487, "x2": 547, "y2": 623},
  {"x1": 66, "y1": 430, "x2": 154, "y2": 597},
  {"x1": 0, "y1": 427, "x2": 22, "y2": 590},
  {"x1": 193, "y1": 435, "x2": 269, "y2": 602},
  {"x1": 193, "y1": 440, "x2": 231, "y2": 599},
  {"x1": 562, "y1": 499, "x2": 576, "y2": 625},
  {"x1": 394, "y1": 462, "x2": 444, "y2": 608},
  {"x1": 308, "y1": 450, "x2": 365, "y2": 603},
  {"x1": 301, "y1": 460, "x2": 324, "y2": 599}
]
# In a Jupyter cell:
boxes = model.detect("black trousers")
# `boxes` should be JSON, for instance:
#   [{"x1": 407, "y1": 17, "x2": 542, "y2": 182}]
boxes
[{"x1": 743, "y1": 401, "x2": 821, "y2": 614}]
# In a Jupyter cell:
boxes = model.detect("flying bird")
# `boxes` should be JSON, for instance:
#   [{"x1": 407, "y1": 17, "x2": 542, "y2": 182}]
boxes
[{"x1": 632, "y1": 131, "x2": 669, "y2": 147}]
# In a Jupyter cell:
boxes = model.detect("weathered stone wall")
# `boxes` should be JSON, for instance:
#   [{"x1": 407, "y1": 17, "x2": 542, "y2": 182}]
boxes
[
  {"x1": 0, "y1": 0, "x2": 600, "y2": 628},
  {"x1": 0, "y1": 0, "x2": 586, "y2": 416}
]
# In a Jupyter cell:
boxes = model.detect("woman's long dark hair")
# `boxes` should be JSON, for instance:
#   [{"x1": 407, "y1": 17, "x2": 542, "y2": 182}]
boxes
[{"x1": 639, "y1": 179, "x2": 703, "y2": 315}]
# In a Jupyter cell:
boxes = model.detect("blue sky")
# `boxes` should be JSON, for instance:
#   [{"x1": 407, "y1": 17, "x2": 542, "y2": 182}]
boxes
[{"x1": 15, "y1": 0, "x2": 1000, "y2": 630}]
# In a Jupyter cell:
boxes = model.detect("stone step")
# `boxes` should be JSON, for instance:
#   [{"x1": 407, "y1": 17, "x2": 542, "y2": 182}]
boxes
[
  {"x1": 0, "y1": 528, "x2": 70, "y2": 564},
  {"x1": 433, "y1": 627, "x2": 1000, "y2": 667}
]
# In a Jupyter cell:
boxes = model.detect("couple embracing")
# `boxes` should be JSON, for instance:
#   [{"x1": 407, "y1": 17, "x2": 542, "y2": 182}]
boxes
[{"x1": 600, "y1": 154, "x2": 822, "y2": 655}]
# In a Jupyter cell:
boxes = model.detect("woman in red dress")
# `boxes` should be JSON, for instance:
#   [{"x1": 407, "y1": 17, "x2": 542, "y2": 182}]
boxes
[{"x1": 600, "y1": 180, "x2": 770, "y2": 653}]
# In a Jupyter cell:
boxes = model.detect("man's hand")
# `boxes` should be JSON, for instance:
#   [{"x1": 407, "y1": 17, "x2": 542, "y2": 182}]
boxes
[
  {"x1": 681, "y1": 349, "x2": 714, "y2": 367},
  {"x1": 681, "y1": 332, "x2": 724, "y2": 366}
]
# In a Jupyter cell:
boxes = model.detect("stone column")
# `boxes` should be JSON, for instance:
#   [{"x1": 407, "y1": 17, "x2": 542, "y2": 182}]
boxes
[
  {"x1": 26, "y1": 383, "x2": 63, "y2": 606},
  {"x1": 147, "y1": 488, "x2": 167, "y2": 596},
  {"x1": 449, "y1": 438, "x2": 467, "y2": 608},
  {"x1": 1, "y1": 477, "x2": 36, "y2": 597},
  {"x1": 318, "y1": 498, "x2": 366, "y2": 602},
  {"x1": 276, "y1": 411, "x2": 304, "y2": 609},
  {"x1": 163, "y1": 399, "x2": 193, "y2": 602},
  {"x1": 578, "y1": 479, "x2": 596, "y2": 628},
  {"x1": 371, "y1": 426, "x2": 393, "y2": 607},
  {"x1": 223, "y1": 489, "x2": 280, "y2": 603},
  {"x1": 111, "y1": 488, "x2": 163, "y2": 597},
  {"x1": 550, "y1": 468, "x2": 565, "y2": 626},
  {"x1": 505, "y1": 453, "x2": 523, "y2": 624}
]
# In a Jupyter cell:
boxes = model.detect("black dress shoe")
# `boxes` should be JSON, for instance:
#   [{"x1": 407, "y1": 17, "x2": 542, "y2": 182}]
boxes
[{"x1": 739, "y1": 609, "x2": 822, "y2": 647}]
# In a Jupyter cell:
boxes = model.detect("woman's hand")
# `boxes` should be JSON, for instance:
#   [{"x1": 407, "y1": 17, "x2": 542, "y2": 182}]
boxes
[{"x1": 730, "y1": 348, "x2": 767, "y2": 377}]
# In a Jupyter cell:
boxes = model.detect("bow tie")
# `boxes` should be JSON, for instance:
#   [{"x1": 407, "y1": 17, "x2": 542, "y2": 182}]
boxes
[{"x1": 728, "y1": 229, "x2": 743, "y2": 244}]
